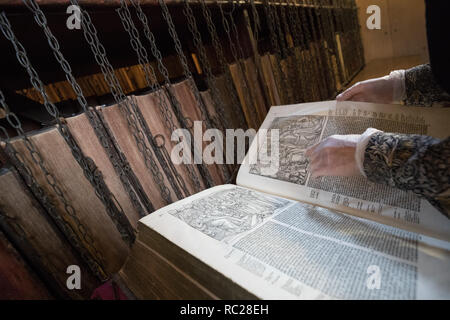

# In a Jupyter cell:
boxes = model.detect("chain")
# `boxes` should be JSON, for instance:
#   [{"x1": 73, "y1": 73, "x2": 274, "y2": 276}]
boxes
[
  {"x1": 279, "y1": 0, "x2": 304, "y2": 102},
  {"x1": 2, "y1": 7, "x2": 136, "y2": 248},
  {"x1": 22, "y1": 0, "x2": 147, "y2": 223},
  {"x1": 286, "y1": 0, "x2": 312, "y2": 100},
  {"x1": 116, "y1": 0, "x2": 192, "y2": 198},
  {"x1": 241, "y1": 0, "x2": 271, "y2": 114},
  {"x1": 271, "y1": 1, "x2": 297, "y2": 103},
  {"x1": 182, "y1": 0, "x2": 227, "y2": 131},
  {"x1": 199, "y1": 0, "x2": 247, "y2": 131},
  {"x1": 301, "y1": 0, "x2": 328, "y2": 99},
  {"x1": 182, "y1": 0, "x2": 232, "y2": 181},
  {"x1": 315, "y1": 0, "x2": 337, "y2": 96},
  {"x1": 335, "y1": 0, "x2": 349, "y2": 80},
  {"x1": 69, "y1": 0, "x2": 173, "y2": 204},
  {"x1": 158, "y1": 0, "x2": 223, "y2": 187},
  {"x1": 262, "y1": 0, "x2": 290, "y2": 104},
  {"x1": 126, "y1": 0, "x2": 204, "y2": 193},
  {"x1": 158, "y1": 0, "x2": 212, "y2": 129},
  {"x1": 0, "y1": 88, "x2": 107, "y2": 281},
  {"x1": 349, "y1": 0, "x2": 364, "y2": 69},
  {"x1": 216, "y1": 0, "x2": 255, "y2": 128},
  {"x1": 321, "y1": 0, "x2": 345, "y2": 85}
]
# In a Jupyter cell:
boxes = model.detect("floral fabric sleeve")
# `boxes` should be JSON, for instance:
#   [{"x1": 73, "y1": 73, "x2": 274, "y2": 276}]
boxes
[
  {"x1": 363, "y1": 132, "x2": 450, "y2": 218},
  {"x1": 404, "y1": 64, "x2": 450, "y2": 106}
]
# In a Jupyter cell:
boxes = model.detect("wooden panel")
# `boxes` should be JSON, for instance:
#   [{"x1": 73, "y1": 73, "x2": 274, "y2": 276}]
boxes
[
  {"x1": 133, "y1": 90, "x2": 206, "y2": 196},
  {"x1": 9, "y1": 128, "x2": 129, "y2": 275},
  {"x1": 65, "y1": 112, "x2": 142, "y2": 228},
  {"x1": 355, "y1": 0, "x2": 428, "y2": 63},
  {"x1": 347, "y1": 55, "x2": 424, "y2": 88},
  {"x1": 0, "y1": 231, "x2": 52, "y2": 300},
  {"x1": 97, "y1": 102, "x2": 177, "y2": 209},
  {"x1": 170, "y1": 79, "x2": 227, "y2": 185},
  {"x1": 0, "y1": 168, "x2": 98, "y2": 299}
]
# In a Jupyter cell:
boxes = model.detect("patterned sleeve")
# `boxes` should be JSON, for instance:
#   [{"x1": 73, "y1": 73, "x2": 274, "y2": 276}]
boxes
[
  {"x1": 363, "y1": 132, "x2": 450, "y2": 218},
  {"x1": 404, "y1": 64, "x2": 450, "y2": 106}
]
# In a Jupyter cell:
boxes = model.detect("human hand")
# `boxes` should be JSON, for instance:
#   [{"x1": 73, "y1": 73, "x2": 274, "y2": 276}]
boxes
[
  {"x1": 336, "y1": 70, "x2": 405, "y2": 104},
  {"x1": 305, "y1": 135, "x2": 362, "y2": 178}
]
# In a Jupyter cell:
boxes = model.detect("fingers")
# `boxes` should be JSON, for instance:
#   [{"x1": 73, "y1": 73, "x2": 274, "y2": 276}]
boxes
[
  {"x1": 305, "y1": 142, "x2": 319, "y2": 158},
  {"x1": 305, "y1": 137, "x2": 360, "y2": 178},
  {"x1": 336, "y1": 82, "x2": 364, "y2": 101}
]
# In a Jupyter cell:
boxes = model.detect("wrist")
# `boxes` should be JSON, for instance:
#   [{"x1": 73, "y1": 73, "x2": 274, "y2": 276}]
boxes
[
  {"x1": 389, "y1": 70, "x2": 406, "y2": 103},
  {"x1": 355, "y1": 128, "x2": 381, "y2": 177}
]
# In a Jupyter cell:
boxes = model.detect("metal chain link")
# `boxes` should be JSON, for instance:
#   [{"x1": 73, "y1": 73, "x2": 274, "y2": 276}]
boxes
[
  {"x1": 286, "y1": 0, "x2": 313, "y2": 100},
  {"x1": 157, "y1": 0, "x2": 219, "y2": 187},
  {"x1": 198, "y1": 0, "x2": 247, "y2": 131},
  {"x1": 22, "y1": 0, "x2": 147, "y2": 236},
  {"x1": 182, "y1": 0, "x2": 227, "y2": 131},
  {"x1": 262, "y1": 0, "x2": 290, "y2": 104},
  {"x1": 19, "y1": 0, "x2": 148, "y2": 219},
  {"x1": 116, "y1": 0, "x2": 191, "y2": 198},
  {"x1": 321, "y1": 0, "x2": 345, "y2": 85},
  {"x1": 216, "y1": 0, "x2": 255, "y2": 128},
  {"x1": 0, "y1": 87, "x2": 108, "y2": 281},
  {"x1": 240, "y1": 0, "x2": 271, "y2": 114},
  {"x1": 2, "y1": 7, "x2": 136, "y2": 248},
  {"x1": 158, "y1": 0, "x2": 212, "y2": 129},
  {"x1": 279, "y1": 0, "x2": 304, "y2": 102},
  {"x1": 69, "y1": 0, "x2": 173, "y2": 204},
  {"x1": 300, "y1": 0, "x2": 328, "y2": 99},
  {"x1": 124, "y1": 0, "x2": 204, "y2": 193},
  {"x1": 182, "y1": 0, "x2": 232, "y2": 181},
  {"x1": 314, "y1": 0, "x2": 337, "y2": 96}
]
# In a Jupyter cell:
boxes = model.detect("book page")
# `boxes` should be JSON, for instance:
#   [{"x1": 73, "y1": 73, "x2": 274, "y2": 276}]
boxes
[
  {"x1": 237, "y1": 101, "x2": 450, "y2": 242},
  {"x1": 140, "y1": 185, "x2": 450, "y2": 299}
]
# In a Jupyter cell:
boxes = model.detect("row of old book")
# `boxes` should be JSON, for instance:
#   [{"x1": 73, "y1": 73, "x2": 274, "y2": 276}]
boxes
[{"x1": 15, "y1": 28, "x2": 363, "y2": 130}]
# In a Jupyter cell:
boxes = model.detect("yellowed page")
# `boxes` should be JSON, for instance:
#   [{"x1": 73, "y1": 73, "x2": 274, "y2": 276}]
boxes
[
  {"x1": 141, "y1": 184, "x2": 450, "y2": 299},
  {"x1": 237, "y1": 100, "x2": 450, "y2": 242}
]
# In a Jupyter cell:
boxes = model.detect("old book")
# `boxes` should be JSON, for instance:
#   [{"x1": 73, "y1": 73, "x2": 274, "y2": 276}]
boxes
[
  {"x1": 132, "y1": 90, "x2": 206, "y2": 197},
  {"x1": 260, "y1": 54, "x2": 281, "y2": 107},
  {"x1": 198, "y1": 89, "x2": 233, "y2": 182},
  {"x1": 0, "y1": 167, "x2": 98, "y2": 299},
  {"x1": 268, "y1": 54, "x2": 289, "y2": 105},
  {"x1": 169, "y1": 79, "x2": 228, "y2": 186},
  {"x1": 7, "y1": 127, "x2": 130, "y2": 275},
  {"x1": 214, "y1": 73, "x2": 245, "y2": 130},
  {"x1": 96, "y1": 101, "x2": 178, "y2": 209},
  {"x1": 242, "y1": 58, "x2": 268, "y2": 126},
  {"x1": 228, "y1": 62, "x2": 258, "y2": 129},
  {"x1": 0, "y1": 231, "x2": 52, "y2": 300},
  {"x1": 119, "y1": 101, "x2": 450, "y2": 299},
  {"x1": 65, "y1": 112, "x2": 143, "y2": 227},
  {"x1": 279, "y1": 58, "x2": 295, "y2": 104}
]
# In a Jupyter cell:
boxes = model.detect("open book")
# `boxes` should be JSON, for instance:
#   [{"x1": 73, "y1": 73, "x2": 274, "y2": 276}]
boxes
[{"x1": 118, "y1": 101, "x2": 450, "y2": 300}]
